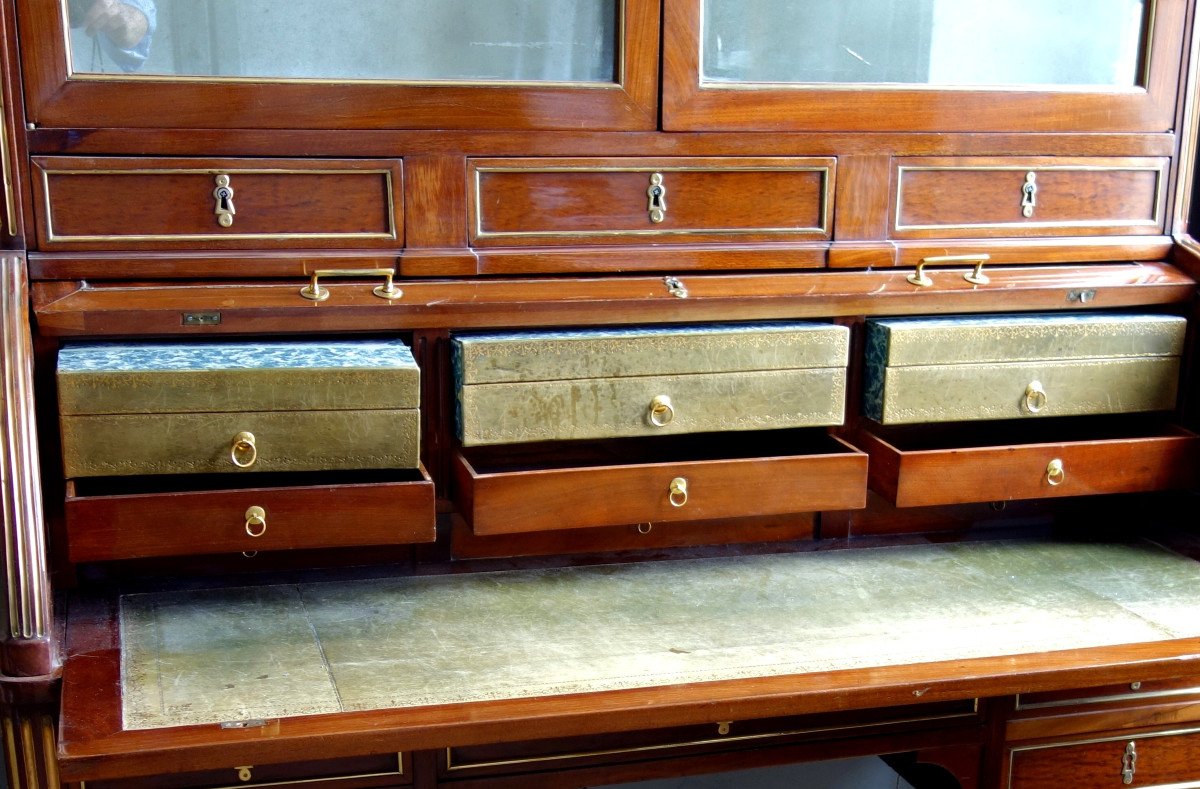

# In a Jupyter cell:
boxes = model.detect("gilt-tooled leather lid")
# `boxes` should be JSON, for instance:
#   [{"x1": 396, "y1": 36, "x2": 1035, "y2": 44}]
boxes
[
  {"x1": 452, "y1": 322, "x2": 849, "y2": 386},
  {"x1": 57, "y1": 339, "x2": 418, "y2": 415}
]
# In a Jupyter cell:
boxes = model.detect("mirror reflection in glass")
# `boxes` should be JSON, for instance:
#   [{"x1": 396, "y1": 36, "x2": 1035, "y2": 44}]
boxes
[
  {"x1": 703, "y1": 0, "x2": 1148, "y2": 87},
  {"x1": 66, "y1": 0, "x2": 619, "y2": 84}
]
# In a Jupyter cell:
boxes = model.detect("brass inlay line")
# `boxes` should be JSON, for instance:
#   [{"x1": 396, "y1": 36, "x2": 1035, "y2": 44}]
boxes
[
  {"x1": 79, "y1": 754, "x2": 403, "y2": 789},
  {"x1": 0, "y1": 99, "x2": 16, "y2": 236},
  {"x1": 895, "y1": 164, "x2": 1166, "y2": 234},
  {"x1": 1006, "y1": 725, "x2": 1200, "y2": 789},
  {"x1": 18, "y1": 717, "x2": 36, "y2": 789},
  {"x1": 1, "y1": 717, "x2": 17, "y2": 789},
  {"x1": 446, "y1": 703, "x2": 978, "y2": 772},
  {"x1": 39, "y1": 715, "x2": 59, "y2": 788},
  {"x1": 1015, "y1": 685, "x2": 1200, "y2": 711},
  {"x1": 63, "y1": 1, "x2": 627, "y2": 90},
  {"x1": 473, "y1": 165, "x2": 832, "y2": 239},
  {"x1": 40, "y1": 168, "x2": 399, "y2": 243}
]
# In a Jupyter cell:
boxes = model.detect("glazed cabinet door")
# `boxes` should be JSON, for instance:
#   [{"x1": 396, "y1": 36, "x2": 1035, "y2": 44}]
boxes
[
  {"x1": 662, "y1": 0, "x2": 1187, "y2": 132},
  {"x1": 18, "y1": 0, "x2": 659, "y2": 130}
]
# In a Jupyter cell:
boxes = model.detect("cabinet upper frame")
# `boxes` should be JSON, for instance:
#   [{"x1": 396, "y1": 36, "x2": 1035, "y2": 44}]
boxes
[
  {"x1": 16, "y1": 0, "x2": 661, "y2": 131},
  {"x1": 662, "y1": 0, "x2": 1191, "y2": 133}
]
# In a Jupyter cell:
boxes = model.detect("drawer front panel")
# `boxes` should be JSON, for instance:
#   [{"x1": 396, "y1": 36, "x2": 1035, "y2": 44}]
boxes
[
  {"x1": 456, "y1": 437, "x2": 867, "y2": 534},
  {"x1": 894, "y1": 157, "x2": 1167, "y2": 239},
  {"x1": 1010, "y1": 729, "x2": 1200, "y2": 789},
  {"x1": 470, "y1": 157, "x2": 834, "y2": 246},
  {"x1": 33, "y1": 157, "x2": 402, "y2": 250},
  {"x1": 67, "y1": 472, "x2": 435, "y2": 562},
  {"x1": 459, "y1": 368, "x2": 846, "y2": 446},
  {"x1": 81, "y1": 753, "x2": 409, "y2": 788},
  {"x1": 61, "y1": 409, "x2": 419, "y2": 477},
  {"x1": 871, "y1": 357, "x2": 1180, "y2": 425},
  {"x1": 859, "y1": 427, "x2": 1198, "y2": 508}
]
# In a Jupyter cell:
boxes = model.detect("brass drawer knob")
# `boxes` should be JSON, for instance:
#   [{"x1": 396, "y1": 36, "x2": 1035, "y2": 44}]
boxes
[
  {"x1": 1024, "y1": 380, "x2": 1047, "y2": 414},
  {"x1": 230, "y1": 431, "x2": 258, "y2": 468},
  {"x1": 669, "y1": 477, "x2": 688, "y2": 507},
  {"x1": 648, "y1": 395, "x2": 675, "y2": 427},
  {"x1": 1046, "y1": 458, "x2": 1065, "y2": 486},
  {"x1": 244, "y1": 506, "x2": 267, "y2": 538}
]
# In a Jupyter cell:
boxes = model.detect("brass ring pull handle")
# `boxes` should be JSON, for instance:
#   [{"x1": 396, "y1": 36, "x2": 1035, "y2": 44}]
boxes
[
  {"x1": 637, "y1": 522, "x2": 653, "y2": 534},
  {"x1": 1024, "y1": 380, "x2": 1047, "y2": 414},
  {"x1": 230, "y1": 431, "x2": 258, "y2": 468},
  {"x1": 648, "y1": 395, "x2": 675, "y2": 427},
  {"x1": 300, "y1": 268, "x2": 402, "y2": 302},
  {"x1": 244, "y1": 507, "x2": 267, "y2": 538},
  {"x1": 669, "y1": 477, "x2": 688, "y2": 508},
  {"x1": 1046, "y1": 458, "x2": 1065, "y2": 487}
]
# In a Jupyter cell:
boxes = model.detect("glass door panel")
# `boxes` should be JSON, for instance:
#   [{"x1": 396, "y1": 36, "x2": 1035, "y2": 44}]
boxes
[
  {"x1": 23, "y1": 0, "x2": 658, "y2": 130},
  {"x1": 663, "y1": 0, "x2": 1183, "y2": 132}
]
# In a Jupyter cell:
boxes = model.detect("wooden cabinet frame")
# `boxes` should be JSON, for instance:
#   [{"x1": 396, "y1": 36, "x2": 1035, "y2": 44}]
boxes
[
  {"x1": 16, "y1": 0, "x2": 661, "y2": 131},
  {"x1": 662, "y1": 0, "x2": 1190, "y2": 132}
]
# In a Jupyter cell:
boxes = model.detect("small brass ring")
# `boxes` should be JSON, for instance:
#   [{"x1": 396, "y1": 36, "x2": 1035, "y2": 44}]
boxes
[
  {"x1": 1046, "y1": 458, "x2": 1065, "y2": 486},
  {"x1": 649, "y1": 395, "x2": 675, "y2": 427},
  {"x1": 241, "y1": 551, "x2": 258, "y2": 558},
  {"x1": 669, "y1": 477, "x2": 688, "y2": 508},
  {"x1": 244, "y1": 506, "x2": 267, "y2": 538},
  {"x1": 236, "y1": 766, "x2": 254, "y2": 783},
  {"x1": 1024, "y1": 381, "x2": 1047, "y2": 414},
  {"x1": 230, "y1": 431, "x2": 258, "y2": 468},
  {"x1": 637, "y1": 522, "x2": 653, "y2": 535}
]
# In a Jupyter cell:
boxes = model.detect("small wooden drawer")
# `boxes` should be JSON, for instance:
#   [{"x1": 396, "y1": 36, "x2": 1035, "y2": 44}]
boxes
[
  {"x1": 65, "y1": 468, "x2": 435, "y2": 562},
  {"x1": 893, "y1": 156, "x2": 1167, "y2": 239},
  {"x1": 855, "y1": 418, "x2": 1198, "y2": 508},
  {"x1": 32, "y1": 157, "x2": 402, "y2": 250},
  {"x1": 453, "y1": 322, "x2": 849, "y2": 446},
  {"x1": 1008, "y1": 727, "x2": 1200, "y2": 789},
  {"x1": 78, "y1": 752, "x2": 409, "y2": 788},
  {"x1": 863, "y1": 314, "x2": 1185, "y2": 425},
  {"x1": 1016, "y1": 677, "x2": 1200, "y2": 712},
  {"x1": 454, "y1": 430, "x2": 867, "y2": 535},
  {"x1": 58, "y1": 339, "x2": 420, "y2": 477},
  {"x1": 469, "y1": 157, "x2": 834, "y2": 246}
]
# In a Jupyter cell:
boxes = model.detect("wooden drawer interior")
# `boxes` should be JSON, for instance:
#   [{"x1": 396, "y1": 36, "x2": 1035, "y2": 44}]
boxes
[
  {"x1": 454, "y1": 429, "x2": 867, "y2": 534},
  {"x1": 854, "y1": 417, "x2": 1198, "y2": 508},
  {"x1": 65, "y1": 467, "x2": 435, "y2": 562},
  {"x1": 470, "y1": 157, "x2": 834, "y2": 246}
]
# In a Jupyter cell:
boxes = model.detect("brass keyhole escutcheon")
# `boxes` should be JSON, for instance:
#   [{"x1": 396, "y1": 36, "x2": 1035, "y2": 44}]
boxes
[
  {"x1": 1121, "y1": 741, "x2": 1136, "y2": 785},
  {"x1": 230, "y1": 431, "x2": 258, "y2": 468},
  {"x1": 214, "y1": 174, "x2": 236, "y2": 228},
  {"x1": 647, "y1": 172, "x2": 667, "y2": 224},
  {"x1": 244, "y1": 506, "x2": 267, "y2": 538},
  {"x1": 1045, "y1": 458, "x2": 1065, "y2": 487},
  {"x1": 1021, "y1": 171, "x2": 1038, "y2": 218},
  {"x1": 648, "y1": 395, "x2": 675, "y2": 427},
  {"x1": 669, "y1": 477, "x2": 688, "y2": 507}
]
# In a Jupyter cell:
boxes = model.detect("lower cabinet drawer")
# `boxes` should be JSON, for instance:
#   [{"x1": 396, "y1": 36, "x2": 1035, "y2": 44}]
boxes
[
  {"x1": 855, "y1": 419, "x2": 1198, "y2": 508},
  {"x1": 1009, "y1": 728, "x2": 1200, "y2": 789},
  {"x1": 65, "y1": 468, "x2": 435, "y2": 561},
  {"x1": 453, "y1": 430, "x2": 867, "y2": 535},
  {"x1": 78, "y1": 753, "x2": 409, "y2": 788}
]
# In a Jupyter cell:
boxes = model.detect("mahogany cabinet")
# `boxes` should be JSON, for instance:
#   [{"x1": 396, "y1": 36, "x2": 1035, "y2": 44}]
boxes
[{"x1": 1, "y1": 1, "x2": 1200, "y2": 788}]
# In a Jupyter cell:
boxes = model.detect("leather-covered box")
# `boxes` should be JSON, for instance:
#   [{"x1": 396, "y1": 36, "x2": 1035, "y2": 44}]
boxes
[
  {"x1": 862, "y1": 313, "x2": 1185, "y2": 425},
  {"x1": 452, "y1": 322, "x2": 849, "y2": 446},
  {"x1": 58, "y1": 339, "x2": 420, "y2": 477}
]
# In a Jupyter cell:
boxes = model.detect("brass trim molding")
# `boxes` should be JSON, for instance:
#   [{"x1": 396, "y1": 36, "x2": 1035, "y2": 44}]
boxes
[
  {"x1": 0, "y1": 100, "x2": 16, "y2": 237},
  {"x1": 894, "y1": 164, "x2": 1166, "y2": 234},
  {"x1": 0, "y1": 256, "x2": 48, "y2": 640},
  {"x1": 446, "y1": 701, "x2": 978, "y2": 772},
  {"x1": 40, "y1": 167, "x2": 399, "y2": 244},
  {"x1": 79, "y1": 754, "x2": 403, "y2": 789},
  {"x1": 1015, "y1": 685, "x2": 1200, "y2": 711},
  {"x1": 472, "y1": 165, "x2": 832, "y2": 240}
]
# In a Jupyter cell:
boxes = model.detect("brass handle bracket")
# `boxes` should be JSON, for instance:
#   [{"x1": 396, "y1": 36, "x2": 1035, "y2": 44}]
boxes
[{"x1": 300, "y1": 268, "x2": 402, "y2": 302}]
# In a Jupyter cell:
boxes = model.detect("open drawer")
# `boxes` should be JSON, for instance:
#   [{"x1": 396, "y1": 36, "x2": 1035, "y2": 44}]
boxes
[
  {"x1": 452, "y1": 429, "x2": 867, "y2": 535},
  {"x1": 854, "y1": 417, "x2": 1199, "y2": 508},
  {"x1": 65, "y1": 467, "x2": 435, "y2": 562}
]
